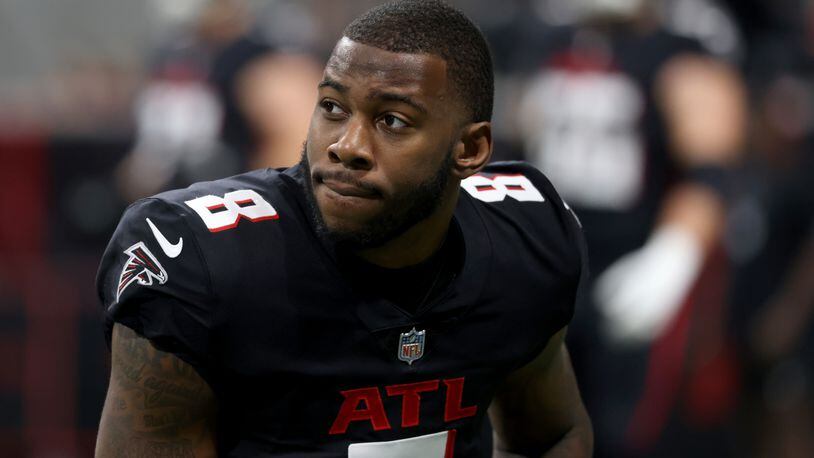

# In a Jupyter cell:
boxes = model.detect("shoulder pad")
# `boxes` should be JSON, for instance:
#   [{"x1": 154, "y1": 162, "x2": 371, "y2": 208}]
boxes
[
  {"x1": 463, "y1": 161, "x2": 589, "y2": 316},
  {"x1": 97, "y1": 197, "x2": 212, "y2": 312}
]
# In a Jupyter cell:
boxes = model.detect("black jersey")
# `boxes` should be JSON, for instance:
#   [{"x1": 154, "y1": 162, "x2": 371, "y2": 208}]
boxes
[
  {"x1": 96, "y1": 161, "x2": 586, "y2": 457},
  {"x1": 519, "y1": 27, "x2": 703, "y2": 273}
]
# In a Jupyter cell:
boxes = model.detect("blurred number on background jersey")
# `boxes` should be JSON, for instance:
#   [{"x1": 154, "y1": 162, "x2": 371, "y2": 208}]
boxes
[
  {"x1": 461, "y1": 174, "x2": 545, "y2": 203},
  {"x1": 522, "y1": 69, "x2": 645, "y2": 210},
  {"x1": 185, "y1": 189, "x2": 278, "y2": 232}
]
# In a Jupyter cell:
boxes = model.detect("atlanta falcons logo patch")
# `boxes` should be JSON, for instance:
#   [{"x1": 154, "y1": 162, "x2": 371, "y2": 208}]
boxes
[{"x1": 116, "y1": 241, "x2": 168, "y2": 302}]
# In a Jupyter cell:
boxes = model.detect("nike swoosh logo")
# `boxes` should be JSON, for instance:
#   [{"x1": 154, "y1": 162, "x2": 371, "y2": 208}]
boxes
[{"x1": 146, "y1": 218, "x2": 183, "y2": 258}]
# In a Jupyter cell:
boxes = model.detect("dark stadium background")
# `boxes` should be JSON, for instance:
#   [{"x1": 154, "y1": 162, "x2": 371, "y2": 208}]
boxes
[{"x1": 1, "y1": 0, "x2": 812, "y2": 456}]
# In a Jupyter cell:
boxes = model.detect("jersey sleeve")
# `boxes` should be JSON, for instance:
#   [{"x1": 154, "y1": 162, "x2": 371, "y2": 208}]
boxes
[
  {"x1": 533, "y1": 168, "x2": 590, "y2": 332},
  {"x1": 96, "y1": 197, "x2": 217, "y2": 384},
  {"x1": 469, "y1": 161, "x2": 590, "y2": 331}
]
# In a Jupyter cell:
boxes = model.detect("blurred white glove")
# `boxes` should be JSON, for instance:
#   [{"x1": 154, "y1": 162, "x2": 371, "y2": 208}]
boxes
[{"x1": 595, "y1": 225, "x2": 703, "y2": 345}]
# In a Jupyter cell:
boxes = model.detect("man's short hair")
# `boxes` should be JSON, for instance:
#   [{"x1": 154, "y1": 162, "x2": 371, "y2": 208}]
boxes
[{"x1": 344, "y1": 0, "x2": 494, "y2": 123}]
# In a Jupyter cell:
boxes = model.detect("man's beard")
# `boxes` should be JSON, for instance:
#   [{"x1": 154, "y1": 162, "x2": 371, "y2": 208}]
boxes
[{"x1": 300, "y1": 144, "x2": 454, "y2": 251}]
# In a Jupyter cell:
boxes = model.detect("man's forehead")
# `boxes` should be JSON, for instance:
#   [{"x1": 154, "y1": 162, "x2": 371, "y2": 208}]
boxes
[{"x1": 324, "y1": 37, "x2": 448, "y2": 93}]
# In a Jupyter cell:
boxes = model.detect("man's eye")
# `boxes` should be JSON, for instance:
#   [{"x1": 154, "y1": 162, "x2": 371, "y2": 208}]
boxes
[
  {"x1": 321, "y1": 100, "x2": 344, "y2": 115},
  {"x1": 382, "y1": 114, "x2": 408, "y2": 129}
]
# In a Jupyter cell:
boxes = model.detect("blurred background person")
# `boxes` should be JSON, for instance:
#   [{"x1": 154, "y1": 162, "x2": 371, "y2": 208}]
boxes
[
  {"x1": 236, "y1": 52, "x2": 322, "y2": 170},
  {"x1": 729, "y1": 72, "x2": 814, "y2": 458},
  {"x1": 116, "y1": 0, "x2": 321, "y2": 201},
  {"x1": 510, "y1": 0, "x2": 747, "y2": 456},
  {"x1": 725, "y1": 1, "x2": 814, "y2": 453}
]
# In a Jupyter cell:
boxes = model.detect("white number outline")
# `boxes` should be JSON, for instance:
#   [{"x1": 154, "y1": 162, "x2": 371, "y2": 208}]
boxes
[
  {"x1": 461, "y1": 174, "x2": 545, "y2": 203},
  {"x1": 184, "y1": 189, "x2": 278, "y2": 232}
]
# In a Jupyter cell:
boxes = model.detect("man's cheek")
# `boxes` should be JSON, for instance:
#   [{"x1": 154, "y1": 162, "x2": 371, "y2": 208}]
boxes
[
  {"x1": 306, "y1": 121, "x2": 335, "y2": 154},
  {"x1": 385, "y1": 166, "x2": 434, "y2": 193}
]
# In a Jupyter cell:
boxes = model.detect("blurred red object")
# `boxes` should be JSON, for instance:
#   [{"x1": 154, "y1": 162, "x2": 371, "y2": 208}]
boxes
[{"x1": 0, "y1": 133, "x2": 47, "y2": 261}]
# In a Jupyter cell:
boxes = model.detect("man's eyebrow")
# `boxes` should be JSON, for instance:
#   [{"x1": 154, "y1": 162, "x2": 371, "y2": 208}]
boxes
[
  {"x1": 368, "y1": 90, "x2": 428, "y2": 114},
  {"x1": 318, "y1": 79, "x2": 348, "y2": 93}
]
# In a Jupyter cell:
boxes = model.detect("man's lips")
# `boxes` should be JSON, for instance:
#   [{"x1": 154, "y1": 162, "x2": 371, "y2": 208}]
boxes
[{"x1": 318, "y1": 177, "x2": 380, "y2": 198}]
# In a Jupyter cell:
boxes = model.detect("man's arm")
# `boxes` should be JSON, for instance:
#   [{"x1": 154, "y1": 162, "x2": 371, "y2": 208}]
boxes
[
  {"x1": 489, "y1": 328, "x2": 592, "y2": 458},
  {"x1": 595, "y1": 54, "x2": 746, "y2": 343},
  {"x1": 96, "y1": 323, "x2": 217, "y2": 457},
  {"x1": 653, "y1": 53, "x2": 745, "y2": 252}
]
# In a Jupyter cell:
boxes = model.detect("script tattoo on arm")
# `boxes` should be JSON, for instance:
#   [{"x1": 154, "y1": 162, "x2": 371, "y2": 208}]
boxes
[{"x1": 96, "y1": 324, "x2": 217, "y2": 458}]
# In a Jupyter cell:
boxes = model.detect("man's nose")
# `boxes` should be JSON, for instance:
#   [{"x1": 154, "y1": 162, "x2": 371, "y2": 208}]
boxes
[{"x1": 328, "y1": 118, "x2": 374, "y2": 170}]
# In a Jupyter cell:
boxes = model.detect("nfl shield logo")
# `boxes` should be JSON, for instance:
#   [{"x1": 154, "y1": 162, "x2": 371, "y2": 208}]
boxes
[{"x1": 398, "y1": 327, "x2": 426, "y2": 365}]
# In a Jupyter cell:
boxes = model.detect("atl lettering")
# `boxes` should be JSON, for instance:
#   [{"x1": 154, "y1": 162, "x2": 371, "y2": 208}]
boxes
[{"x1": 329, "y1": 377, "x2": 477, "y2": 435}]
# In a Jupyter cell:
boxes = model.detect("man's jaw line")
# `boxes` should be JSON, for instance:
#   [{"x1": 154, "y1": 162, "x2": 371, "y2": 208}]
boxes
[
  {"x1": 300, "y1": 143, "x2": 457, "y2": 267},
  {"x1": 355, "y1": 195, "x2": 457, "y2": 269}
]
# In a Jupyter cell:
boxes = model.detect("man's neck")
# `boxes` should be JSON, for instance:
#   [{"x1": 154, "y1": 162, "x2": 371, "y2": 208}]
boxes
[{"x1": 355, "y1": 188, "x2": 459, "y2": 269}]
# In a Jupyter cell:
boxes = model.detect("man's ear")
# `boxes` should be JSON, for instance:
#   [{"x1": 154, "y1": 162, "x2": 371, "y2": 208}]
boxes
[{"x1": 452, "y1": 121, "x2": 492, "y2": 179}]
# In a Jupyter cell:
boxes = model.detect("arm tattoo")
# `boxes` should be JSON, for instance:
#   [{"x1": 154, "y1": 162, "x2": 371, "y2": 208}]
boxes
[{"x1": 97, "y1": 324, "x2": 216, "y2": 457}]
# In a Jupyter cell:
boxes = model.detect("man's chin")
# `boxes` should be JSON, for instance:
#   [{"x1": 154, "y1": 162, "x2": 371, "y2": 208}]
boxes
[
  {"x1": 319, "y1": 217, "x2": 365, "y2": 240},
  {"x1": 300, "y1": 147, "x2": 450, "y2": 252},
  {"x1": 315, "y1": 207, "x2": 438, "y2": 253},
  {"x1": 318, "y1": 214, "x2": 402, "y2": 251}
]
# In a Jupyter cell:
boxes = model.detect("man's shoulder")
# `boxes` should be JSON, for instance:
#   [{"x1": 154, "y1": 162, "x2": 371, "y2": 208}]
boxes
[
  {"x1": 124, "y1": 167, "x2": 303, "y2": 236},
  {"x1": 109, "y1": 166, "x2": 311, "y2": 283},
  {"x1": 461, "y1": 161, "x2": 570, "y2": 219},
  {"x1": 98, "y1": 166, "x2": 312, "y2": 313},
  {"x1": 461, "y1": 160, "x2": 586, "y2": 278}
]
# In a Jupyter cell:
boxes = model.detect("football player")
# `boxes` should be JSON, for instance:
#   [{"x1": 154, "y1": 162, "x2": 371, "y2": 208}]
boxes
[
  {"x1": 515, "y1": 0, "x2": 746, "y2": 455},
  {"x1": 95, "y1": 2, "x2": 592, "y2": 456}
]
